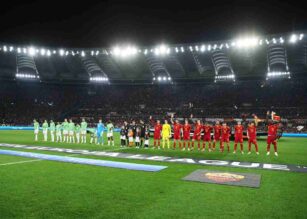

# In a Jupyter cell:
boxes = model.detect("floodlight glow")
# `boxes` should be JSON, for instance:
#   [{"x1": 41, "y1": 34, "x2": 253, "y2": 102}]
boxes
[
  {"x1": 299, "y1": 34, "x2": 304, "y2": 40},
  {"x1": 213, "y1": 44, "x2": 217, "y2": 50},
  {"x1": 168, "y1": 77, "x2": 171, "y2": 81},
  {"x1": 9, "y1": 46, "x2": 14, "y2": 52},
  {"x1": 189, "y1": 46, "x2": 193, "y2": 52},
  {"x1": 40, "y1": 48, "x2": 46, "y2": 56},
  {"x1": 225, "y1": 43, "x2": 229, "y2": 49},
  {"x1": 96, "y1": 51, "x2": 99, "y2": 55},
  {"x1": 215, "y1": 74, "x2": 235, "y2": 82},
  {"x1": 265, "y1": 39, "x2": 270, "y2": 45},
  {"x1": 112, "y1": 46, "x2": 138, "y2": 57},
  {"x1": 28, "y1": 47, "x2": 36, "y2": 56},
  {"x1": 59, "y1": 49, "x2": 65, "y2": 56},
  {"x1": 219, "y1": 44, "x2": 224, "y2": 49},
  {"x1": 157, "y1": 76, "x2": 162, "y2": 81},
  {"x1": 175, "y1": 47, "x2": 179, "y2": 53},
  {"x1": 47, "y1": 50, "x2": 51, "y2": 56},
  {"x1": 144, "y1": 49, "x2": 148, "y2": 55},
  {"x1": 235, "y1": 37, "x2": 259, "y2": 48},
  {"x1": 272, "y1": 38, "x2": 277, "y2": 44},
  {"x1": 3, "y1": 46, "x2": 7, "y2": 52},
  {"x1": 53, "y1": 50, "x2": 57, "y2": 54},
  {"x1": 289, "y1": 34, "x2": 297, "y2": 43},
  {"x1": 180, "y1": 46, "x2": 184, "y2": 52},
  {"x1": 81, "y1": 51, "x2": 85, "y2": 57},
  {"x1": 154, "y1": 45, "x2": 169, "y2": 56},
  {"x1": 17, "y1": 48, "x2": 21, "y2": 53},
  {"x1": 65, "y1": 51, "x2": 69, "y2": 56},
  {"x1": 89, "y1": 76, "x2": 109, "y2": 82},
  {"x1": 208, "y1": 45, "x2": 212, "y2": 51},
  {"x1": 16, "y1": 73, "x2": 39, "y2": 79},
  {"x1": 153, "y1": 77, "x2": 156, "y2": 81},
  {"x1": 195, "y1": 45, "x2": 199, "y2": 51},
  {"x1": 163, "y1": 76, "x2": 167, "y2": 81},
  {"x1": 267, "y1": 71, "x2": 290, "y2": 78},
  {"x1": 23, "y1": 48, "x2": 27, "y2": 54},
  {"x1": 280, "y1": 37, "x2": 284, "y2": 44},
  {"x1": 200, "y1": 45, "x2": 205, "y2": 52}
]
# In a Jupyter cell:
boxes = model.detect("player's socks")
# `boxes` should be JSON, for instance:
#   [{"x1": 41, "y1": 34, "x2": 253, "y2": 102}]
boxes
[
  {"x1": 173, "y1": 142, "x2": 176, "y2": 149},
  {"x1": 240, "y1": 144, "x2": 243, "y2": 152},
  {"x1": 234, "y1": 143, "x2": 237, "y2": 151}
]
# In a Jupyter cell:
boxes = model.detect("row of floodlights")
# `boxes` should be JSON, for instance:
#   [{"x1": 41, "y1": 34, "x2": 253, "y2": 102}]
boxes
[
  {"x1": 0, "y1": 34, "x2": 305, "y2": 58},
  {"x1": 16, "y1": 73, "x2": 39, "y2": 79},
  {"x1": 267, "y1": 71, "x2": 291, "y2": 77},
  {"x1": 153, "y1": 76, "x2": 172, "y2": 81},
  {"x1": 89, "y1": 76, "x2": 109, "y2": 82}
]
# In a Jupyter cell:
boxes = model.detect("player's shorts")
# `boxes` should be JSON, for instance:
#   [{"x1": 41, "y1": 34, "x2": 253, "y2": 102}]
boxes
[
  {"x1": 221, "y1": 137, "x2": 230, "y2": 142},
  {"x1": 145, "y1": 139, "x2": 149, "y2": 145},
  {"x1": 43, "y1": 130, "x2": 48, "y2": 135},
  {"x1": 129, "y1": 136, "x2": 134, "y2": 143},
  {"x1": 97, "y1": 131, "x2": 103, "y2": 137},
  {"x1": 76, "y1": 132, "x2": 80, "y2": 136},
  {"x1": 120, "y1": 135, "x2": 126, "y2": 140},
  {"x1": 81, "y1": 130, "x2": 86, "y2": 135},
  {"x1": 173, "y1": 134, "x2": 181, "y2": 140},
  {"x1": 183, "y1": 134, "x2": 190, "y2": 140},
  {"x1": 267, "y1": 135, "x2": 277, "y2": 144},
  {"x1": 63, "y1": 130, "x2": 68, "y2": 135},
  {"x1": 69, "y1": 131, "x2": 74, "y2": 136},
  {"x1": 162, "y1": 135, "x2": 170, "y2": 140},
  {"x1": 248, "y1": 138, "x2": 257, "y2": 144},
  {"x1": 135, "y1": 136, "x2": 140, "y2": 143},
  {"x1": 203, "y1": 135, "x2": 211, "y2": 141},
  {"x1": 193, "y1": 134, "x2": 201, "y2": 141},
  {"x1": 154, "y1": 133, "x2": 161, "y2": 140},
  {"x1": 34, "y1": 129, "x2": 39, "y2": 134},
  {"x1": 56, "y1": 131, "x2": 61, "y2": 136},
  {"x1": 234, "y1": 136, "x2": 243, "y2": 143},
  {"x1": 214, "y1": 135, "x2": 220, "y2": 141},
  {"x1": 107, "y1": 132, "x2": 113, "y2": 138}
]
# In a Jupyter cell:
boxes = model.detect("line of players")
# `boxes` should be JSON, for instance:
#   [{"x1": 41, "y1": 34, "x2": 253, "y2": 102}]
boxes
[
  {"x1": 151, "y1": 116, "x2": 280, "y2": 156},
  {"x1": 33, "y1": 118, "x2": 116, "y2": 146}
]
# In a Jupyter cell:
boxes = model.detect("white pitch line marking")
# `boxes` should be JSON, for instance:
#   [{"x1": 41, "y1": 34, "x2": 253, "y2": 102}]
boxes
[{"x1": 0, "y1": 154, "x2": 77, "y2": 166}]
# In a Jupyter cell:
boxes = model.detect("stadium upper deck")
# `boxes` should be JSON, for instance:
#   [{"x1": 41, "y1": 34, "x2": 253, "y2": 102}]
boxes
[{"x1": 0, "y1": 32, "x2": 306, "y2": 84}]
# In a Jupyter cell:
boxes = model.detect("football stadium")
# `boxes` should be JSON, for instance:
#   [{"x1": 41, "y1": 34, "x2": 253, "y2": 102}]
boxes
[{"x1": 1, "y1": 2, "x2": 307, "y2": 219}]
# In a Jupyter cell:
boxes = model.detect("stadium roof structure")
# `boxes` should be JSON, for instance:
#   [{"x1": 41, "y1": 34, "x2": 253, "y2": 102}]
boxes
[{"x1": 0, "y1": 31, "x2": 306, "y2": 84}]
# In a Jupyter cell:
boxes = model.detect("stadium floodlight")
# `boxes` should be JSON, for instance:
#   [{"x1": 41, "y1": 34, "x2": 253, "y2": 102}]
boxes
[
  {"x1": 53, "y1": 50, "x2": 57, "y2": 54},
  {"x1": 168, "y1": 77, "x2": 171, "y2": 81},
  {"x1": 9, "y1": 46, "x2": 14, "y2": 52},
  {"x1": 59, "y1": 49, "x2": 65, "y2": 56},
  {"x1": 154, "y1": 44, "x2": 169, "y2": 56},
  {"x1": 40, "y1": 48, "x2": 46, "y2": 56},
  {"x1": 157, "y1": 76, "x2": 162, "y2": 81},
  {"x1": 16, "y1": 73, "x2": 39, "y2": 79},
  {"x1": 189, "y1": 46, "x2": 193, "y2": 52},
  {"x1": 65, "y1": 51, "x2": 69, "y2": 56},
  {"x1": 112, "y1": 46, "x2": 138, "y2": 58},
  {"x1": 289, "y1": 34, "x2": 298, "y2": 43},
  {"x1": 28, "y1": 47, "x2": 36, "y2": 56},
  {"x1": 3, "y1": 46, "x2": 7, "y2": 52},
  {"x1": 91, "y1": 51, "x2": 94, "y2": 56},
  {"x1": 163, "y1": 76, "x2": 167, "y2": 81},
  {"x1": 214, "y1": 74, "x2": 235, "y2": 82},
  {"x1": 266, "y1": 71, "x2": 291, "y2": 79},
  {"x1": 89, "y1": 76, "x2": 109, "y2": 82},
  {"x1": 175, "y1": 47, "x2": 179, "y2": 53},
  {"x1": 234, "y1": 37, "x2": 259, "y2": 48},
  {"x1": 96, "y1": 50, "x2": 99, "y2": 55},
  {"x1": 299, "y1": 34, "x2": 304, "y2": 40},
  {"x1": 200, "y1": 45, "x2": 205, "y2": 52},
  {"x1": 47, "y1": 50, "x2": 51, "y2": 56},
  {"x1": 225, "y1": 43, "x2": 229, "y2": 49},
  {"x1": 144, "y1": 49, "x2": 148, "y2": 55},
  {"x1": 17, "y1": 48, "x2": 21, "y2": 53},
  {"x1": 153, "y1": 77, "x2": 156, "y2": 81},
  {"x1": 195, "y1": 45, "x2": 199, "y2": 51},
  {"x1": 81, "y1": 51, "x2": 85, "y2": 57},
  {"x1": 272, "y1": 38, "x2": 277, "y2": 44},
  {"x1": 23, "y1": 48, "x2": 27, "y2": 54},
  {"x1": 180, "y1": 46, "x2": 184, "y2": 53},
  {"x1": 213, "y1": 44, "x2": 217, "y2": 50},
  {"x1": 208, "y1": 45, "x2": 212, "y2": 51},
  {"x1": 219, "y1": 44, "x2": 224, "y2": 49},
  {"x1": 265, "y1": 39, "x2": 270, "y2": 45},
  {"x1": 279, "y1": 37, "x2": 284, "y2": 44}
]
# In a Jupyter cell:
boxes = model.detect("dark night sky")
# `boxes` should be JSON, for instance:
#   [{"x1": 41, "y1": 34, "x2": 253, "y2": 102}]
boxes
[{"x1": 0, "y1": 0, "x2": 306, "y2": 48}]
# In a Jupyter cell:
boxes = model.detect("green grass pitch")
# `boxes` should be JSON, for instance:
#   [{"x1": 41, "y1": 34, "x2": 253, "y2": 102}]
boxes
[{"x1": 1, "y1": 130, "x2": 307, "y2": 219}]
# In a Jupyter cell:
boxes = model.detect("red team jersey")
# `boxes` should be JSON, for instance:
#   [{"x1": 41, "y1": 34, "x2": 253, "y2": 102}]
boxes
[
  {"x1": 193, "y1": 124, "x2": 203, "y2": 140},
  {"x1": 183, "y1": 124, "x2": 191, "y2": 140},
  {"x1": 221, "y1": 126, "x2": 230, "y2": 142},
  {"x1": 267, "y1": 124, "x2": 278, "y2": 144},
  {"x1": 154, "y1": 124, "x2": 162, "y2": 139},
  {"x1": 173, "y1": 122, "x2": 182, "y2": 140},
  {"x1": 213, "y1": 125, "x2": 222, "y2": 141},
  {"x1": 203, "y1": 125, "x2": 212, "y2": 141},
  {"x1": 234, "y1": 125, "x2": 244, "y2": 143},
  {"x1": 247, "y1": 125, "x2": 257, "y2": 143}
]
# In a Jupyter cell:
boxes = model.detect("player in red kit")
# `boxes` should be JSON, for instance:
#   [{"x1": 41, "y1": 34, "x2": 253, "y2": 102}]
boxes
[
  {"x1": 233, "y1": 121, "x2": 244, "y2": 154},
  {"x1": 266, "y1": 120, "x2": 279, "y2": 156},
  {"x1": 202, "y1": 122, "x2": 212, "y2": 152},
  {"x1": 182, "y1": 119, "x2": 191, "y2": 151},
  {"x1": 247, "y1": 122, "x2": 259, "y2": 155},
  {"x1": 213, "y1": 121, "x2": 221, "y2": 151},
  {"x1": 192, "y1": 120, "x2": 203, "y2": 151},
  {"x1": 171, "y1": 117, "x2": 182, "y2": 149},
  {"x1": 153, "y1": 120, "x2": 162, "y2": 149},
  {"x1": 220, "y1": 123, "x2": 231, "y2": 152}
]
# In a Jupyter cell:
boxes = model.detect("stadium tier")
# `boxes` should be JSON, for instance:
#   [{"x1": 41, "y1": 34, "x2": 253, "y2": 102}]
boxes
[{"x1": 0, "y1": 32, "x2": 306, "y2": 83}]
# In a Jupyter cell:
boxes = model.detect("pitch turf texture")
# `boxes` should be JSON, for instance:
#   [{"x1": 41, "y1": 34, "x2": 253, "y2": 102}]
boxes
[{"x1": 0, "y1": 131, "x2": 307, "y2": 219}]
